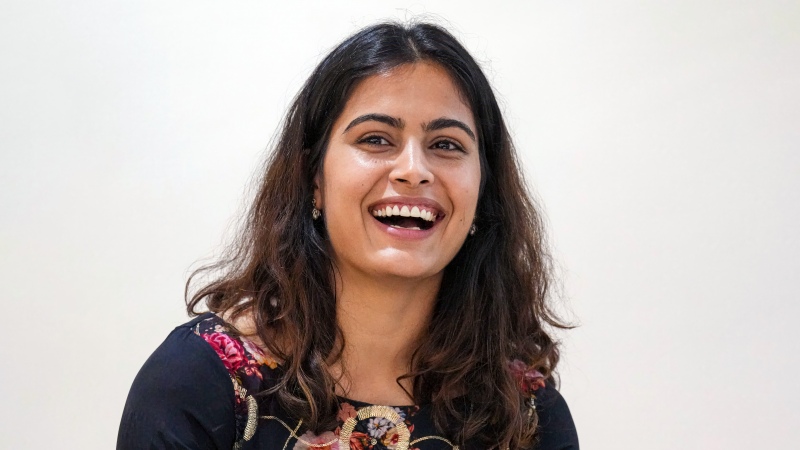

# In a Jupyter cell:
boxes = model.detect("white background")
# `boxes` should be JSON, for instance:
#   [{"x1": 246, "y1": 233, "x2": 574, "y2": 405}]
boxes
[{"x1": 1, "y1": 1, "x2": 798, "y2": 449}]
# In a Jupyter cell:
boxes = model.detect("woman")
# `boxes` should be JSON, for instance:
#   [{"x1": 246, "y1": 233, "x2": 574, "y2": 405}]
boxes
[{"x1": 118, "y1": 22, "x2": 578, "y2": 450}]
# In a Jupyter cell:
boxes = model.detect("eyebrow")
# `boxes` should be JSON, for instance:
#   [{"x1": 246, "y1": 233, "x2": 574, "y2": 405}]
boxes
[
  {"x1": 343, "y1": 114, "x2": 405, "y2": 132},
  {"x1": 342, "y1": 113, "x2": 476, "y2": 142},
  {"x1": 424, "y1": 117, "x2": 476, "y2": 142}
]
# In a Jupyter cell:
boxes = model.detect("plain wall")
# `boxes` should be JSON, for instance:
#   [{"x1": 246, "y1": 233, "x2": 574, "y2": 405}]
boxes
[{"x1": 1, "y1": 1, "x2": 798, "y2": 448}]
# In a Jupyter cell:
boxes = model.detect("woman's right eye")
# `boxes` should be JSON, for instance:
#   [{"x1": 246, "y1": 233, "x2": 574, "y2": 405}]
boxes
[{"x1": 358, "y1": 135, "x2": 390, "y2": 146}]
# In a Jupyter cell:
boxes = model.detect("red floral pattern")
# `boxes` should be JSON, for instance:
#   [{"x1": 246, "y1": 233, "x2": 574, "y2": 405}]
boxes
[
  {"x1": 202, "y1": 332, "x2": 247, "y2": 371},
  {"x1": 193, "y1": 313, "x2": 544, "y2": 449},
  {"x1": 508, "y1": 359, "x2": 546, "y2": 395}
]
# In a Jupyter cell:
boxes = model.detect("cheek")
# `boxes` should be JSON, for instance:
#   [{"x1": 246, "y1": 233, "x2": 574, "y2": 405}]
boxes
[
  {"x1": 324, "y1": 163, "x2": 376, "y2": 206},
  {"x1": 321, "y1": 150, "x2": 388, "y2": 226},
  {"x1": 457, "y1": 163, "x2": 482, "y2": 216}
]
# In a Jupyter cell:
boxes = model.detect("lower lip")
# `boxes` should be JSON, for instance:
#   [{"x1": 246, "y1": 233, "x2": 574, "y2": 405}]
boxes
[{"x1": 371, "y1": 216, "x2": 439, "y2": 240}]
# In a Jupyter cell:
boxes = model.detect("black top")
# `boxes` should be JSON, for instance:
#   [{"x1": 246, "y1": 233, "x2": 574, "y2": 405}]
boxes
[{"x1": 118, "y1": 313, "x2": 578, "y2": 449}]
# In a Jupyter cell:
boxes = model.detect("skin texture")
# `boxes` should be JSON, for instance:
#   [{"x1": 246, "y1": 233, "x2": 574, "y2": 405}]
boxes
[{"x1": 313, "y1": 62, "x2": 482, "y2": 405}]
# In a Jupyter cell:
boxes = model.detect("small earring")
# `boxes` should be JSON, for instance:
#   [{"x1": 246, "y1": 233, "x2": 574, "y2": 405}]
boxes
[
  {"x1": 311, "y1": 199, "x2": 321, "y2": 220},
  {"x1": 469, "y1": 223, "x2": 477, "y2": 236}
]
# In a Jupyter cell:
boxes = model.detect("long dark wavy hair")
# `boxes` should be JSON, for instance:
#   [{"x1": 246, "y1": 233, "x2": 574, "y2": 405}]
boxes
[{"x1": 187, "y1": 21, "x2": 568, "y2": 449}]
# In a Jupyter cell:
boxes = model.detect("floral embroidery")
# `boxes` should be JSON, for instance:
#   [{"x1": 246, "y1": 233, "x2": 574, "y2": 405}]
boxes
[
  {"x1": 508, "y1": 359, "x2": 546, "y2": 419},
  {"x1": 508, "y1": 359, "x2": 545, "y2": 395},
  {"x1": 391, "y1": 407, "x2": 407, "y2": 422},
  {"x1": 201, "y1": 332, "x2": 261, "y2": 378},
  {"x1": 338, "y1": 403, "x2": 418, "y2": 450},
  {"x1": 338, "y1": 402, "x2": 358, "y2": 422},
  {"x1": 293, "y1": 431, "x2": 340, "y2": 450},
  {"x1": 347, "y1": 431, "x2": 371, "y2": 449},
  {"x1": 194, "y1": 314, "x2": 281, "y2": 446},
  {"x1": 367, "y1": 417, "x2": 390, "y2": 437},
  {"x1": 194, "y1": 313, "x2": 543, "y2": 449},
  {"x1": 194, "y1": 316, "x2": 280, "y2": 383},
  {"x1": 242, "y1": 337, "x2": 280, "y2": 369},
  {"x1": 382, "y1": 426, "x2": 401, "y2": 447}
]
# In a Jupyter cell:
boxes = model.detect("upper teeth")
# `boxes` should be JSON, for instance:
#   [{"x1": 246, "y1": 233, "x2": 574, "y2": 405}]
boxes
[{"x1": 371, "y1": 205, "x2": 437, "y2": 222}]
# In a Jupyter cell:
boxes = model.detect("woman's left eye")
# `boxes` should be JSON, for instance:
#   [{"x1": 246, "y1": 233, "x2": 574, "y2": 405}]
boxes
[{"x1": 431, "y1": 139, "x2": 463, "y2": 152}]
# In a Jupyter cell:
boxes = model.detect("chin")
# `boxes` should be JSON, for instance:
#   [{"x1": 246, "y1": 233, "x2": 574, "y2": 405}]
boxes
[{"x1": 367, "y1": 252, "x2": 445, "y2": 280}]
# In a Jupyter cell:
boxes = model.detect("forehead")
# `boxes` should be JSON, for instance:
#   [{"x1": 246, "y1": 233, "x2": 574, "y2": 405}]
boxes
[{"x1": 334, "y1": 62, "x2": 476, "y2": 131}]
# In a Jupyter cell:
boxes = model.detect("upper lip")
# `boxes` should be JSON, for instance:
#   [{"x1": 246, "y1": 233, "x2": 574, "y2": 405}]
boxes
[{"x1": 368, "y1": 196, "x2": 445, "y2": 219}]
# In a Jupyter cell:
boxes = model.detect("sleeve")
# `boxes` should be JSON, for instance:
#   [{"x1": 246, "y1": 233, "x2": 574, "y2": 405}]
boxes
[
  {"x1": 533, "y1": 384, "x2": 579, "y2": 450},
  {"x1": 117, "y1": 325, "x2": 237, "y2": 450}
]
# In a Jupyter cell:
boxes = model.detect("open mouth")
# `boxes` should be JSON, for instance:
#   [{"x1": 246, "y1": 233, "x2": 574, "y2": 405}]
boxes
[{"x1": 371, "y1": 205, "x2": 439, "y2": 231}]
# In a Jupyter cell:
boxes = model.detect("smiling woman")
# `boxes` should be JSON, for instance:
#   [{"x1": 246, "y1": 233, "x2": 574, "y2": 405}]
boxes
[
  {"x1": 319, "y1": 62, "x2": 481, "y2": 283},
  {"x1": 118, "y1": 22, "x2": 578, "y2": 450}
]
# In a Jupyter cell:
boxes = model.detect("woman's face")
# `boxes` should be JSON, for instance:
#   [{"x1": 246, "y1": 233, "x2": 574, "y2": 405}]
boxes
[{"x1": 315, "y1": 62, "x2": 481, "y2": 282}]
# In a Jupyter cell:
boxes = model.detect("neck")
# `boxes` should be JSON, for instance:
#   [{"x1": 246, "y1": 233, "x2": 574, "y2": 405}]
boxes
[{"x1": 331, "y1": 266, "x2": 441, "y2": 405}]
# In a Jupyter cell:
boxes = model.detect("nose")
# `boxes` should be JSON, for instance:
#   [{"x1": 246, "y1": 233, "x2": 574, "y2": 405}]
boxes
[{"x1": 390, "y1": 140, "x2": 433, "y2": 187}]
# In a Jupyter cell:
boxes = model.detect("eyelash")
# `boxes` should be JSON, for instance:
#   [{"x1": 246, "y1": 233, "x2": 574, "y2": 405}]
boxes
[
  {"x1": 358, "y1": 135, "x2": 391, "y2": 146},
  {"x1": 431, "y1": 139, "x2": 464, "y2": 152},
  {"x1": 357, "y1": 135, "x2": 465, "y2": 153}
]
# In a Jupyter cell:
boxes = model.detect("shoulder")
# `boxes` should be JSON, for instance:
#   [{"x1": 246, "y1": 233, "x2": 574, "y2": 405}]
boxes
[
  {"x1": 123, "y1": 314, "x2": 237, "y2": 405},
  {"x1": 192, "y1": 312, "x2": 282, "y2": 390},
  {"x1": 532, "y1": 383, "x2": 579, "y2": 450},
  {"x1": 508, "y1": 360, "x2": 579, "y2": 449},
  {"x1": 117, "y1": 314, "x2": 251, "y2": 449}
]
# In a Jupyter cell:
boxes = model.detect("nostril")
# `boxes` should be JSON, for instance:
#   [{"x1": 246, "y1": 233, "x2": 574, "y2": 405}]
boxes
[{"x1": 393, "y1": 177, "x2": 432, "y2": 185}]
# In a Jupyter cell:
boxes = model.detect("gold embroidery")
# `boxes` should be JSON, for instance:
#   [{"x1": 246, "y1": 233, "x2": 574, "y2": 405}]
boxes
[
  {"x1": 260, "y1": 416, "x2": 339, "y2": 448},
  {"x1": 410, "y1": 435, "x2": 459, "y2": 449},
  {"x1": 229, "y1": 376, "x2": 258, "y2": 444},
  {"x1": 338, "y1": 405, "x2": 410, "y2": 450},
  {"x1": 244, "y1": 395, "x2": 258, "y2": 440},
  {"x1": 282, "y1": 418, "x2": 304, "y2": 450},
  {"x1": 260, "y1": 404, "x2": 467, "y2": 449}
]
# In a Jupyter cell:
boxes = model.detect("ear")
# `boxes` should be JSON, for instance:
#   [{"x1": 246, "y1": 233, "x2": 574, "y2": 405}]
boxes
[{"x1": 313, "y1": 174, "x2": 323, "y2": 210}]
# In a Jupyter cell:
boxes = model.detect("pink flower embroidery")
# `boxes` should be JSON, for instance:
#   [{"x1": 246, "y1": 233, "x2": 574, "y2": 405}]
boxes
[
  {"x1": 382, "y1": 427, "x2": 400, "y2": 446},
  {"x1": 348, "y1": 431, "x2": 368, "y2": 450},
  {"x1": 242, "y1": 338, "x2": 279, "y2": 369},
  {"x1": 337, "y1": 402, "x2": 357, "y2": 423},
  {"x1": 202, "y1": 332, "x2": 248, "y2": 373},
  {"x1": 508, "y1": 359, "x2": 545, "y2": 394},
  {"x1": 293, "y1": 430, "x2": 339, "y2": 450}
]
